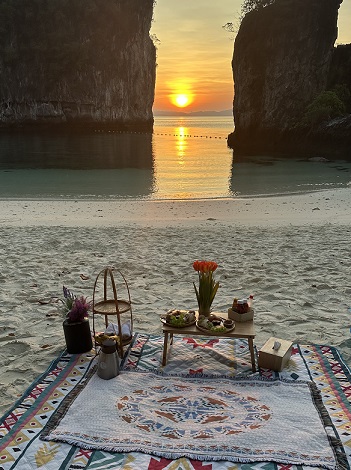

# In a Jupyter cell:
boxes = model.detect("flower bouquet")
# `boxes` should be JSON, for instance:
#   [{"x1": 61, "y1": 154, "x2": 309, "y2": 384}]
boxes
[
  {"x1": 61, "y1": 286, "x2": 91, "y2": 323},
  {"x1": 193, "y1": 260, "x2": 220, "y2": 317},
  {"x1": 61, "y1": 286, "x2": 93, "y2": 354}
]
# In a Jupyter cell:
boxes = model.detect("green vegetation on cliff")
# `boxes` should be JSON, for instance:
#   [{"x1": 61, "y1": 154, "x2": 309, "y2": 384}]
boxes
[{"x1": 302, "y1": 90, "x2": 346, "y2": 127}]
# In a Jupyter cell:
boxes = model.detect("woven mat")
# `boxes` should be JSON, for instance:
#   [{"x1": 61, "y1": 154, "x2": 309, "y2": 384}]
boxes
[
  {"x1": 42, "y1": 370, "x2": 337, "y2": 468},
  {"x1": 0, "y1": 334, "x2": 350, "y2": 470}
]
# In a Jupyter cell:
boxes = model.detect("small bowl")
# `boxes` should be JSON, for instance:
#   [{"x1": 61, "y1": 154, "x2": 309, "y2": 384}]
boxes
[{"x1": 223, "y1": 319, "x2": 234, "y2": 328}]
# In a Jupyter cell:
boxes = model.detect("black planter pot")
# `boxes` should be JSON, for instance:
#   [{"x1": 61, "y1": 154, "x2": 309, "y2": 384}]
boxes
[{"x1": 63, "y1": 318, "x2": 93, "y2": 354}]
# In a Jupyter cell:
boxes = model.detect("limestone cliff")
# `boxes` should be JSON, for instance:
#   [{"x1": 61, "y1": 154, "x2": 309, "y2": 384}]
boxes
[
  {"x1": 0, "y1": 0, "x2": 156, "y2": 131},
  {"x1": 228, "y1": 0, "x2": 351, "y2": 158},
  {"x1": 328, "y1": 44, "x2": 351, "y2": 96}
]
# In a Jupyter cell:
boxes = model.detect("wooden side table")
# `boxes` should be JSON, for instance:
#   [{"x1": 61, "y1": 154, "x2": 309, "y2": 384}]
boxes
[{"x1": 162, "y1": 312, "x2": 256, "y2": 372}]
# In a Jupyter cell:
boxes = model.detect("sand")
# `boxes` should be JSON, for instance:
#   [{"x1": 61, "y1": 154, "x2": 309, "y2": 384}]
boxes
[{"x1": 0, "y1": 187, "x2": 351, "y2": 415}]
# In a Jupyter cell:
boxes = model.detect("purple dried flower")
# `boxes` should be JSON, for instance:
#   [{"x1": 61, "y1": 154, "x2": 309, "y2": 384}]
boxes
[
  {"x1": 68, "y1": 296, "x2": 91, "y2": 323},
  {"x1": 63, "y1": 286, "x2": 75, "y2": 300},
  {"x1": 61, "y1": 286, "x2": 75, "y2": 314}
]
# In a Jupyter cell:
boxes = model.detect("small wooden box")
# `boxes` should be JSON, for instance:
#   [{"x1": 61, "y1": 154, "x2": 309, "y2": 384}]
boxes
[
  {"x1": 228, "y1": 307, "x2": 254, "y2": 322},
  {"x1": 258, "y1": 337, "x2": 293, "y2": 371}
]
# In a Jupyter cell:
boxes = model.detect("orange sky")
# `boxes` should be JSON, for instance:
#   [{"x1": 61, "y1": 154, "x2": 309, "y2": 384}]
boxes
[{"x1": 151, "y1": 0, "x2": 351, "y2": 113}]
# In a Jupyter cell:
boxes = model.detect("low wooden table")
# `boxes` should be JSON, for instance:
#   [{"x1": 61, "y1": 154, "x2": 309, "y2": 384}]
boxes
[{"x1": 162, "y1": 312, "x2": 256, "y2": 371}]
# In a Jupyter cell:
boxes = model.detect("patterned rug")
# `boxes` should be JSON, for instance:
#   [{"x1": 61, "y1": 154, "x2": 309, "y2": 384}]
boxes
[
  {"x1": 0, "y1": 333, "x2": 350, "y2": 470},
  {"x1": 41, "y1": 371, "x2": 338, "y2": 468}
]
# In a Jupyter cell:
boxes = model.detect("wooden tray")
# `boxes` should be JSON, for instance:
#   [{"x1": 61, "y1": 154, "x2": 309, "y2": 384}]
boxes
[
  {"x1": 93, "y1": 299, "x2": 131, "y2": 315},
  {"x1": 160, "y1": 317, "x2": 196, "y2": 328},
  {"x1": 160, "y1": 309, "x2": 196, "y2": 328},
  {"x1": 121, "y1": 336, "x2": 133, "y2": 346},
  {"x1": 196, "y1": 320, "x2": 235, "y2": 335}
]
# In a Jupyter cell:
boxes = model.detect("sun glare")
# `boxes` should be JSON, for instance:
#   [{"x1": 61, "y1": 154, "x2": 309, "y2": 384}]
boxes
[
  {"x1": 169, "y1": 91, "x2": 194, "y2": 109},
  {"x1": 175, "y1": 94, "x2": 189, "y2": 108}
]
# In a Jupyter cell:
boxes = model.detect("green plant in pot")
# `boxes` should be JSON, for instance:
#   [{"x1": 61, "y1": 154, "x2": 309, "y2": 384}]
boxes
[{"x1": 61, "y1": 286, "x2": 93, "y2": 354}]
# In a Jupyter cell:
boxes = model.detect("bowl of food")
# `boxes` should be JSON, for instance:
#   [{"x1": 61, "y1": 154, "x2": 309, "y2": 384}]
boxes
[
  {"x1": 160, "y1": 309, "x2": 196, "y2": 328},
  {"x1": 196, "y1": 315, "x2": 235, "y2": 335},
  {"x1": 223, "y1": 319, "x2": 234, "y2": 328}
]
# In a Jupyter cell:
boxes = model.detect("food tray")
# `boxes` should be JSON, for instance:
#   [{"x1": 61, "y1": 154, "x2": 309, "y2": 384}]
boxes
[
  {"x1": 160, "y1": 317, "x2": 196, "y2": 328},
  {"x1": 160, "y1": 309, "x2": 196, "y2": 328},
  {"x1": 196, "y1": 317, "x2": 235, "y2": 335}
]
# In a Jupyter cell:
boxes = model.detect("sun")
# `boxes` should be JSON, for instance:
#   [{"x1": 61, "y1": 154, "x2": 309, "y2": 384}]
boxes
[
  {"x1": 169, "y1": 88, "x2": 194, "y2": 108},
  {"x1": 174, "y1": 94, "x2": 190, "y2": 108},
  {"x1": 169, "y1": 91, "x2": 194, "y2": 108}
]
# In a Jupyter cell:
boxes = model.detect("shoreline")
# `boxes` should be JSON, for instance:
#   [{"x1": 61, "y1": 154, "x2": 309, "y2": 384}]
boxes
[
  {"x1": 0, "y1": 188, "x2": 350, "y2": 415},
  {"x1": 1, "y1": 187, "x2": 351, "y2": 227}
]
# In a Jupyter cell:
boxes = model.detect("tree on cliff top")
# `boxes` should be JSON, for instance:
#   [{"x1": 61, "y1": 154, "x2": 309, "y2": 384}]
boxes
[
  {"x1": 223, "y1": 0, "x2": 276, "y2": 34},
  {"x1": 240, "y1": 0, "x2": 276, "y2": 20}
]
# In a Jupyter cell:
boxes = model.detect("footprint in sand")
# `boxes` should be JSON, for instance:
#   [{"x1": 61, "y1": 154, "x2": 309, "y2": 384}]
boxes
[{"x1": 0, "y1": 341, "x2": 30, "y2": 357}]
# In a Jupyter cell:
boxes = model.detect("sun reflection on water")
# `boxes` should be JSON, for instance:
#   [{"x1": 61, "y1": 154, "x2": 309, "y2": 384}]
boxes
[
  {"x1": 152, "y1": 120, "x2": 234, "y2": 200},
  {"x1": 176, "y1": 127, "x2": 188, "y2": 164}
]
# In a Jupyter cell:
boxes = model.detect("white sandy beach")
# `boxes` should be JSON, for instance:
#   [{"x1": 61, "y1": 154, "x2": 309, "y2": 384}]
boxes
[{"x1": 0, "y1": 188, "x2": 351, "y2": 415}]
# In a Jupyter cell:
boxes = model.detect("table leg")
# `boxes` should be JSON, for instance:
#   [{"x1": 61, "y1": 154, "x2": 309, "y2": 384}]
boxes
[
  {"x1": 248, "y1": 337, "x2": 256, "y2": 372},
  {"x1": 162, "y1": 332, "x2": 169, "y2": 366}
]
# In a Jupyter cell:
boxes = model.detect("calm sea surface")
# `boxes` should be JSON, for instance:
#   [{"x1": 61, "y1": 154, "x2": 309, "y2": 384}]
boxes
[{"x1": 0, "y1": 116, "x2": 350, "y2": 200}]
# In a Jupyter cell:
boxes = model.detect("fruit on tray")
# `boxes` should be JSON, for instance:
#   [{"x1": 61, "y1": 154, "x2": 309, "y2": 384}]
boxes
[
  {"x1": 197, "y1": 315, "x2": 230, "y2": 332},
  {"x1": 163, "y1": 309, "x2": 196, "y2": 326}
]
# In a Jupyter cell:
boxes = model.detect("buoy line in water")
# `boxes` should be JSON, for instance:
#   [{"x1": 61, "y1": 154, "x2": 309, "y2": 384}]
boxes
[{"x1": 93, "y1": 129, "x2": 228, "y2": 139}]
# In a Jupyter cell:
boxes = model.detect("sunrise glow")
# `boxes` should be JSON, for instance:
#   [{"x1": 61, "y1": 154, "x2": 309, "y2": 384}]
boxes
[
  {"x1": 170, "y1": 93, "x2": 193, "y2": 108},
  {"x1": 174, "y1": 94, "x2": 189, "y2": 108},
  {"x1": 168, "y1": 85, "x2": 195, "y2": 109}
]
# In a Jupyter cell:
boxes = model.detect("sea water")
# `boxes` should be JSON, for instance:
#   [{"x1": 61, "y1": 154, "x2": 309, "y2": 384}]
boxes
[{"x1": 0, "y1": 116, "x2": 350, "y2": 200}]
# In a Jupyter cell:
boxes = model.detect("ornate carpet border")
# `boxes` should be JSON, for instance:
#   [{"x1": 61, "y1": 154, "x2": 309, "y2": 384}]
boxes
[
  {"x1": 0, "y1": 350, "x2": 96, "y2": 452},
  {"x1": 40, "y1": 365, "x2": 345, "y2": 469},
  {"x1": 1, "y1": 335, "x2": 351, "y2": 470}
]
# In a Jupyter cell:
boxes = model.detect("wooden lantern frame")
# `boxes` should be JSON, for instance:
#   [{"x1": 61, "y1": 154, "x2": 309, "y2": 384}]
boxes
[{"x1": 92, "y1": 267, "x2": 133, "y2": 357}]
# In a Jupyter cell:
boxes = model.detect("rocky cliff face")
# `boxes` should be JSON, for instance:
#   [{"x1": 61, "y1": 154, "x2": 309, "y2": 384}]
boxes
[
  {"x1": 328, "y1": 44, "x2": 351, "y2": 94},
  {"x1": 0, "y1": 0, "x2": 156, "y2": 131},
  {"x1": 228, "y1": 0, "x2": 351, "y2": 158}
]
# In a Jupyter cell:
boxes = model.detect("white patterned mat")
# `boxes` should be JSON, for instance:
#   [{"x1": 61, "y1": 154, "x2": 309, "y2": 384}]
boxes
[{"x1": 42, "y1": 370, "x2": 338, "y2": 468}]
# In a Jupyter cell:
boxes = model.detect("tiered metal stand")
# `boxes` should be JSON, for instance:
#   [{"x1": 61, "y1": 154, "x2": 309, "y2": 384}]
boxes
[{"x1": 92, "y1": 267, "x2": 133, "y2": 357}]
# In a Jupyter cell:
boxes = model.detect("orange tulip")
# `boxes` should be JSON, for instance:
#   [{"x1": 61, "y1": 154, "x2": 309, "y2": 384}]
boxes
[
  {"x1": 193, "y1": 260, "x2": 201, "y2": 272},
  {"x1": 193, "y1": 260, "x2": 218, "y2": 273},
  {"x1": 193, "y1": 260, "x2": 220, "y2": 314},
  {"x1": 208, "y1": 261, "x2": 218, "y2": 272}
]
